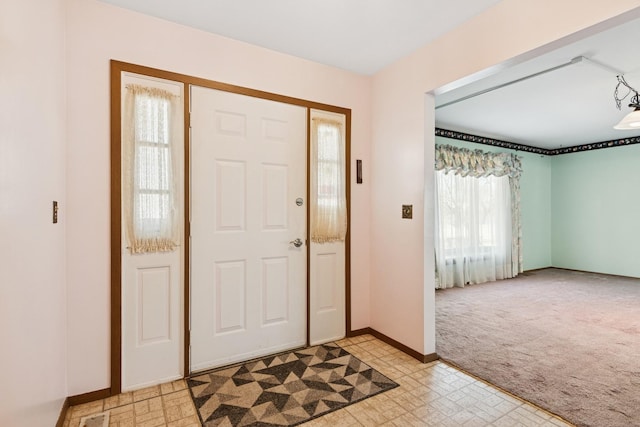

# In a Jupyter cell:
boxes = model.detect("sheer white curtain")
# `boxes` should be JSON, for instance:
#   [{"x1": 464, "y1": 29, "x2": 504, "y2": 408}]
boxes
[
  {"x1": 310, "y1": 118, "x2": 347, "y2": 243},
  {"x1": 435, "y1": 171, "x2": 513, "y2": 288},
  {"x1": 434, "y1": 144, "x2": 522, "y2": 289},
  {"x1": 123, "y1": 85, "x2": 180, "y2": 253}
]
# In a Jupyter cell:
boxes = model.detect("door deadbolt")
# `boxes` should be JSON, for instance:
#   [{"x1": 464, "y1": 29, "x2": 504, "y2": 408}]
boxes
[{"x1": 295, "y1": 198, "x2": 304, "y2": 206}]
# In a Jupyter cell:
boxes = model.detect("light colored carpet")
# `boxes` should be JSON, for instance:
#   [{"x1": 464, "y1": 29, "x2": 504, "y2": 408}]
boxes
[{"x1": 436, "y1": 268, "x2": 640, "y2": 427}]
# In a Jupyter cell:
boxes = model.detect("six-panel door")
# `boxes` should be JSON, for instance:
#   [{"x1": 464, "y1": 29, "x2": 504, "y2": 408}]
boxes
[{"x1": 190, "y1": 87, "x2": 307, "y2": 372}]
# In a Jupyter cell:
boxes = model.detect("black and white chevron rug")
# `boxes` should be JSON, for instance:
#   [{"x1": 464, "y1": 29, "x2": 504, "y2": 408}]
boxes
[{"x1": 188, "y1": 343, "x2": 398, "y2": 426}]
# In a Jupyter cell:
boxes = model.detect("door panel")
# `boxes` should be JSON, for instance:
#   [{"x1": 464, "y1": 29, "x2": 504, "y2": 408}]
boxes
[
  {"x1": 214, "y1": 260, "x2": 246, "y2": 333},
  {"x1": 215, "y1": 160, "x2": 246, "y2": 231},
  {"x1": 121, "y1": 74, "x2": 184, "y2": 391},
  {"x1": 262, "y1": 164, "x2": 288, "y2": 229},
  {"x1": 309, "y1": 109, "x2": 346, "y2": 345},
  {"x1": 262, "y1": 257, "x2": 290, "y2": 324},
  {"x1": 137, "y1": 266, "x2": 171, "y2": 344},
  {"x1": 190, "y1": 86, "x2": 307, "y2": 372},
  {"x1": 310, "y1": 242, "x2": 346, "y2": 345}
]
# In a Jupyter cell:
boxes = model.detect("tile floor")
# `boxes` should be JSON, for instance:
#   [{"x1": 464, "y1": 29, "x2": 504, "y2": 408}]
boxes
[
  {"x1": 63, "y1": 380, "x2": 200, "y2": 427},
  {"x1": 64, "y1": 335, "x2": 574, "y2": 426}
]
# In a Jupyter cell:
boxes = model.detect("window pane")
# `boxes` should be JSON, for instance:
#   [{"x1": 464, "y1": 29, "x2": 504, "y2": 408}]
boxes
[
  {"x1": 135, "y1": 96, "x2": 170, "y2": 145},
  {"x1": 438, "y1": 171, "x2": 509, "y2": 254},
  {"x1": 316, "y1": 122, "x2": 340, "y2": 209},
  {"x1": 136, "y1": 146, "x2": 170, "y2": 191},
  {"x1": 317, "y1": 124, "x2": 339, "y2": 161},
  {"x1": 134, "y1": 94, "x2": 172, "y2": 226},
  {"x1": 137, "y1": 193, "x2": 170, "y2": 221}
]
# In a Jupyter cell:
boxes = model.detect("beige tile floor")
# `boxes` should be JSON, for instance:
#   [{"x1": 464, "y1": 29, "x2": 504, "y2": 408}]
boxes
[
  {"x1": 63, "y1": 380, "x2": 200, "y2": 427},
  {"x1": 64, "y1": 335, "x2": 574, "y2": 427}
]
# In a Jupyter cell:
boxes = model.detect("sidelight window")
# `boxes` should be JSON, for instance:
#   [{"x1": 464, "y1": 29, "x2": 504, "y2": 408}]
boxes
[
  {"x1": 123, "y1": 85, "x2": 179, "y2": 253},
  {"x1": 310, "y1": 117, "x2": 347, "y2": 243}
]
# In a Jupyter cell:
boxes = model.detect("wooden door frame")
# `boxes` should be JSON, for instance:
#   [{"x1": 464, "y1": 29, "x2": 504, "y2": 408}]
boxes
[{"x1": 110, "y1": 60, "x2": 352, "y2": 395}]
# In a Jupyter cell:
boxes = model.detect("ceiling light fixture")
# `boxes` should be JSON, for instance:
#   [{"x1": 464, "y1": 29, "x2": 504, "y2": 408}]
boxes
[{"x1": 614, "y1": 75, "x2": 640, "y2": 130}]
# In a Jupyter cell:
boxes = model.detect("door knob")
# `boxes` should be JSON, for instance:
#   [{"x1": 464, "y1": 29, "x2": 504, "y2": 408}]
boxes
[{"x1": 289, "y1": 238, "x2": 303, "y2": 248}]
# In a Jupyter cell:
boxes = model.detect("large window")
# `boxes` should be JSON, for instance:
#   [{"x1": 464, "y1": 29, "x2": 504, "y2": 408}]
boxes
[{"x1": 434, "y1": 144, "x2": 522, "y2": 288}]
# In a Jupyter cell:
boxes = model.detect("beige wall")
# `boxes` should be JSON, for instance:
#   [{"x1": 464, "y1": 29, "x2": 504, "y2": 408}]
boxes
[
  {"x1": 370, "y1": 0, "x2": 640, "y2": 355},
  {"x1": 0, "y1": 0, "x2": 68, "y2": 425},
  {"x1": 65, "y1": 0, "x2": 373, "y2": 395}
]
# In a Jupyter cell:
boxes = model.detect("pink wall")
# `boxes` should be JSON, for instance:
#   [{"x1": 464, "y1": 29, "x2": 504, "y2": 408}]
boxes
[
  {"x1": 0, "y1": 0, "x2": 68, "y2": 425},
  {"x1": 64, "y1": 0, "x2": 640, "y2": 397},
  {"x1": 370, "y1": 0, "x2": 640, "y2": 355},
  {"x1": 65, "y1": 0, "x2": 372, "y2": 394},
  {"x1": 3, "y1": 0, "x2": 639, "y2": 418}
]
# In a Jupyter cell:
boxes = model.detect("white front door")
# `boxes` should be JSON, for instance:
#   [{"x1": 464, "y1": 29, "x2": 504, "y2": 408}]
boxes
[{"x1": 190, "y1": 86, "x2": 307, "y2": 372}]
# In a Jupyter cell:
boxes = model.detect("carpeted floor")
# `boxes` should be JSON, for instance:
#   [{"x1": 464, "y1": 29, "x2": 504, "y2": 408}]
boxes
[
  {"x1": 188, "y1": 343, "x2": 398, "y2": 426},
  {"x1": 436, "y1": 268, "x2": 640, "y2": 427}
]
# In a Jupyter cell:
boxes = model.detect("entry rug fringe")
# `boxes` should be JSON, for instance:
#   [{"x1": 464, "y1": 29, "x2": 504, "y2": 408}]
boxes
[{"x1": 188, "y1": 343, "x2": 399, "y2": 426}]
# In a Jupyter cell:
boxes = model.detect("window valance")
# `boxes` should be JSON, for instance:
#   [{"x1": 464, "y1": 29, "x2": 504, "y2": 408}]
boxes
[{"x1": 435, "y1": 144, "x2": 522, "y2": 179}]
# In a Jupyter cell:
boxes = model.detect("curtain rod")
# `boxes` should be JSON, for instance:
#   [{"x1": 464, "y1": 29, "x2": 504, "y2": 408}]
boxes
[{"x1": 436, "y1": 56, "x2": 624, "y2": 110}]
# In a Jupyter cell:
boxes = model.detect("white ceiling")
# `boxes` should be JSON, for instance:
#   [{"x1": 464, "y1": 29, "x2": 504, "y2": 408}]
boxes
[
  {"x1": 98, "y1": 0, "x2": 640, "y2": 150},
  {"x1": 96, "y1": 0, "x2": 502, "y2": 75},
  {"x1": 435, "y1": 16, "x2": 640, "y2": 150}
]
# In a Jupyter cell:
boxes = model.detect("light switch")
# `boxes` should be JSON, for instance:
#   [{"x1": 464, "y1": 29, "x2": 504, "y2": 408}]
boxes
[{"x1": 402, "y1": 204, "x2": 412, "y2": 219}]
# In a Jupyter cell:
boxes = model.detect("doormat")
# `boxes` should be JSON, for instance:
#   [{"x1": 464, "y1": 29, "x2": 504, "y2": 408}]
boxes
[{"x1": 188, "y1": 343, "x2": 398, "y2": 426}]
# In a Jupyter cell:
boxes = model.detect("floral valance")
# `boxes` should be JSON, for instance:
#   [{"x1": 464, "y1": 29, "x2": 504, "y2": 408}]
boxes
[{"x1": 435, "y1": 144, "x2": 522, "y2": 179}]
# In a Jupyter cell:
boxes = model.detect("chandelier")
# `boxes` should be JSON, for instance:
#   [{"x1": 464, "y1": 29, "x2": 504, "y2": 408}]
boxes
[{"x1": 614, "y1": 75, "x2": 640, "y2": 130}]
